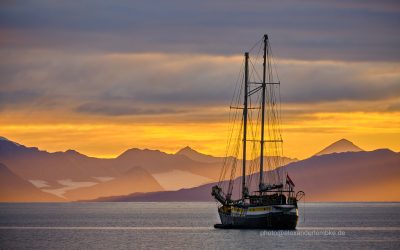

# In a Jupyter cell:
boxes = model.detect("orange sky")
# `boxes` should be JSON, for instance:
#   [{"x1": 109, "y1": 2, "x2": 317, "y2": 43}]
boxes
[{"x1": 1, "y1": 106, "x2": 399, "y2": 160}]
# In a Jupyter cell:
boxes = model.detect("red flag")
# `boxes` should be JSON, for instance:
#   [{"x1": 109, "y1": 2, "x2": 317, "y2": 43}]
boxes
[{"x1": 286, "y1": 174, "x2": 295, "y2": 187}]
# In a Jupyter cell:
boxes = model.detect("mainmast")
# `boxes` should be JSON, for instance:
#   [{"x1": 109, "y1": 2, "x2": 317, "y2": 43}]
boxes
[
  {"x1": 242, "y1": 52, "x2": 249, "y2": 199},
  {"x1": 259, "y1": 34, "x2": 268, "y2": 189}
]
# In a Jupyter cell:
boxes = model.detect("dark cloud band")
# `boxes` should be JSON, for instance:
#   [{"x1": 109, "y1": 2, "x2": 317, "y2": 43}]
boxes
[{"x1": 0, "y1": 0, "x2": 399, "y2": 61}]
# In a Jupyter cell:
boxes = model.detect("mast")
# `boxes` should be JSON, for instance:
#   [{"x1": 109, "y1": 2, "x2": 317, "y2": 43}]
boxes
[
  {"x1": 242, "y1": 52, "x2": 249, "y2": 198},
  {"x1": 259, "y1": 34, "x2": 267, "y2": 189}
]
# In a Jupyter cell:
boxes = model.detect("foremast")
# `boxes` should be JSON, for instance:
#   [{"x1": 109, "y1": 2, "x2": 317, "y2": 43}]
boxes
[{"x1": 242, "y1": 52, "x2": 249, "y2": 199}]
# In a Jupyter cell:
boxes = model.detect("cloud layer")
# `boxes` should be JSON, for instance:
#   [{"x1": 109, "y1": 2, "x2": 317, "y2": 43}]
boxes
[
  {"x1": 1, "y1": 0, "x2": 399, "y2": 61},
  {"x1": 1, "y1": 1, "x2": 399, "y2": 118},
  {"x1": 1, "y1": 50, "x2": 399, "y2": 119}
]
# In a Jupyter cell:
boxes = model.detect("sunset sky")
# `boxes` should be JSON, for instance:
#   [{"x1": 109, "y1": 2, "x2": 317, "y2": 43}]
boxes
[{"x1": 1, "y1": 0, "x2": 399, "y2": 159}]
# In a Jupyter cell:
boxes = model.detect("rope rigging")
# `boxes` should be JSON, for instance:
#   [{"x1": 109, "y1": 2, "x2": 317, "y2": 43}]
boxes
[{"x1": 217, "y1": 35, "x2": 285, "y2": 200}]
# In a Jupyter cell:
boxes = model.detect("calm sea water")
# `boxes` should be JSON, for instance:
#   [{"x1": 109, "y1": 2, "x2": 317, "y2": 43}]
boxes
[{"x1": 0, "y1": 202, "x2": 399, "y2": 249}]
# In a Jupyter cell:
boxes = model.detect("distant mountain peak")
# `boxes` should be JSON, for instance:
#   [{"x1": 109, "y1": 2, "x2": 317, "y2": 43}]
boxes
[
  {"x1": 64, "y1": 149, "x2": 86, "y2": 157},
  {"x1": 315, "y1": 138, "x2": 363, "y2": 156},
  {"x1": 118, "y1": 147, "x2": 164, "y2": 158},
  {"x1": 176, "y1": 146, "x2": 210, "y2": 158},
  {"x1": 175, "y1": 146, "x2": 222, "y2": 163},
  {"x1": 176, "y1": 146, "x2": 197, "y2": 155},
  {"x1": 336, "y1": 138, "x2": 353, "y2": 144},
  {"x1": 65, "y1": 149, "x2": 79, "y2": 154}
]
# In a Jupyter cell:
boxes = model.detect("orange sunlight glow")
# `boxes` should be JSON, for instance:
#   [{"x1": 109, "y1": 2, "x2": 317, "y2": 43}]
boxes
[{"x1": 1, "y1": 111, "x2": 399, "y2": 160}]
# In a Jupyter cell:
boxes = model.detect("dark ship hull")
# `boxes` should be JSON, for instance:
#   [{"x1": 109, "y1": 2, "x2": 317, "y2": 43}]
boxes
[{"x1": 215, "y1": 204, "x2": 298, "y2": 229}]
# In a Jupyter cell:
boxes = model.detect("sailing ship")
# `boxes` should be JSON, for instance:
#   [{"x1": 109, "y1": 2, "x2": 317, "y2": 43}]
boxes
[{"x1": 212, "y1": 34, "x2": 304, "y2": 229}]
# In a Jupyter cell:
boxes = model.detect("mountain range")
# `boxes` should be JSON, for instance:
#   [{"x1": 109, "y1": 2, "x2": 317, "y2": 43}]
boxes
[
  {"x1": 0, "y1": 136, "x2": 398, "y2": 202},
  {"x1": 0, "y1": 137, "x2": 293, "y2": 201},
  {"x1": 92, "y1": 149, "x2": 400, "y2": 202}
]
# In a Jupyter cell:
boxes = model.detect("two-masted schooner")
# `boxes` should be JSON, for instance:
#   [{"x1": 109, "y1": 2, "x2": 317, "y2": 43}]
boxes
[{"x1": 212, "y1": 34, "x2": 304, "y2": 229}]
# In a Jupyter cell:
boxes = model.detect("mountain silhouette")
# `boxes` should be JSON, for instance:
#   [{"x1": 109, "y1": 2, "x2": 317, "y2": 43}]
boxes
[
  {"x1": 0, "y1": 138, "x2": 221, "y2": 182},
  {"x1": 288, "y1": 149, "x2": 399, "y2": 201},
  {"x1": 2, "y1": 136, "x2": 397, "y2": 202},
  {"x1": 0, "y1": 137, "x2": 118, "y2": 181},
  {"x1": 315, "y1": 138, "x2": 363, "y2": 156},
  {"x1": 176, "y1": 146, "x2": 222, "y2": 163},
  {"x1": 0, "y1": 137, "x2": 228, "y2": 199},
  {"x1": 0, "y1": 163, "x2": 64, "y2": 202},
  {"x1": 93, "y1": 149, "x2": 400, "y2": 202}
]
